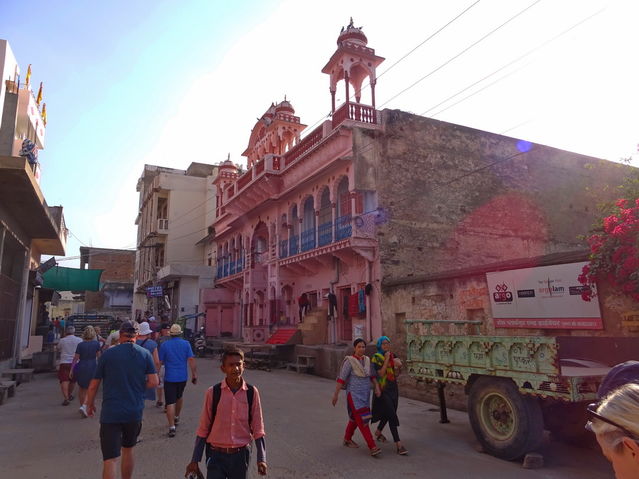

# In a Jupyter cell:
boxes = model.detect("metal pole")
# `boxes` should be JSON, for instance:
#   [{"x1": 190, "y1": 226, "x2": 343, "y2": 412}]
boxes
[{"x1": 437, "y1": 381, "x2": 450, "y2": 424}]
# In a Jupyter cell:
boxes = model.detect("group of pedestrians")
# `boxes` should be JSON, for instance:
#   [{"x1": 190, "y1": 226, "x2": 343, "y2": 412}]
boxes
[{"x1": 332, "y1": 335, "x2": 407, "y2": 457}]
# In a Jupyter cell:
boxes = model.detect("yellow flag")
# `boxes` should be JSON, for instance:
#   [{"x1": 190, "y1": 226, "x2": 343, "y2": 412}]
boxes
[
  {"x1": 41, "y1": 103, "x2": 47, "y2": 125},
  {"x1": 36, "y1": 82, "x2": 43, "y2": 105},
  {"x1": 26, "y1": 64, "x2": 32, "y2": 85}
]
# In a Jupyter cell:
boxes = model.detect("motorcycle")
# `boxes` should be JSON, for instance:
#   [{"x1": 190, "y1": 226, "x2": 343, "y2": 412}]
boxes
[{"x1": 194, "y1": 327, "x2": 206, "y2": 358}]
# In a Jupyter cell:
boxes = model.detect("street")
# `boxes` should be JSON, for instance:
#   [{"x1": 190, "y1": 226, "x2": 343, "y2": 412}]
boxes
[{"x1": 0, "y1": 358, "x2": 613, "y2": 479}]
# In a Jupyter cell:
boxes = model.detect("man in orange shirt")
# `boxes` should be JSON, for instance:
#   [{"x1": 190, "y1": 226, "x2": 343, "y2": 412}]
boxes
[{"x1": 186, "y1": 348, "x2": 267, "y2": 478}]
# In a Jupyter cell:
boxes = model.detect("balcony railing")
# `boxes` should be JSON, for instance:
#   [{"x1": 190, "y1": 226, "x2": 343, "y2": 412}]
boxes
[
  {"x1": 282, "y1": 125, "x2": 324, "y2": 169},
  {"x1": 301, "y1": 228, "x2": 316, "y2": 252},
  {"x1": 318, "y1": 222, "x2": 332, "y2": 246},
  {"x1": 215, "y1": 251, "x2": 246, "y2": 280},
  {"x1": 335, "y1": 215, "x2": 352, "y2": 241},
  {"x1": 332, "y1": 102, "x2": 378, "y2": 129},
  {"x1": 280, "y1": 239, "x2": 288, "y2": 258},
  {"x1": 289, "y1": 234, "x2": 299, "y2": 256}
]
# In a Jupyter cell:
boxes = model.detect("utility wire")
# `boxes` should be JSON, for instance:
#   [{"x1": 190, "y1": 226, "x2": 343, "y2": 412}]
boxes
[
  {"x1": 379, "y1": 0, "x2": 542, "y2": 109},
  {"x1": 420, "y1": 7, "x2": 605, "y2": 117}
]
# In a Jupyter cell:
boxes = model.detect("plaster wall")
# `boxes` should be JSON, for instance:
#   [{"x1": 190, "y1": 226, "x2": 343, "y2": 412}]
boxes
[{"x1": 164, "y1": 174, "x2": 208, "y2": 264}]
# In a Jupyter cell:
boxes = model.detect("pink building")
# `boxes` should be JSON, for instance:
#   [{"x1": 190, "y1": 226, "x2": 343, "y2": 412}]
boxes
[{"x1": 202, "y1": 22, "x2": 384, "y2": 344}]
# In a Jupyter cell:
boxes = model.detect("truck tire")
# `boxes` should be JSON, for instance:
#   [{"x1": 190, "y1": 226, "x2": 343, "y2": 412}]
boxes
[{"x1": 468, "y1": 377, "x2": 544, "y2": 460}]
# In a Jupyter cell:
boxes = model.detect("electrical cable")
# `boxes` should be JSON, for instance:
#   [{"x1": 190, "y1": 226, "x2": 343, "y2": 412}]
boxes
[{"x1": 379, "y1": 0, "x2": 543, "y2": 109}]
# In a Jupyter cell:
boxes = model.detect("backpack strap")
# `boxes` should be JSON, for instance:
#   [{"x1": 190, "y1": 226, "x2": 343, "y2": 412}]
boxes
[{"x1": 209, "y1": 382, "x2": 255, "y2": 434}]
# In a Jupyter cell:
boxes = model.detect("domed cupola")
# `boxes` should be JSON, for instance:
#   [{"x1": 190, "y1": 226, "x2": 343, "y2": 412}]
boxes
[
  {"x1": 337, "y1": 18, "x2": 368, "y2": 46},
  {"x1": 275, "y1": 98, "x2": 295, "y2": 115}
]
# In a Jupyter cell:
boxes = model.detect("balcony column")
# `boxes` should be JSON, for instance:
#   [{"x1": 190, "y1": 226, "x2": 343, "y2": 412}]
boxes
[
  {"x1": 350, "y1": 191, "x2": 357, "y2": 217},
  {"x1": 371, "y1": 80, "x2": 376, "y2": 109},
  {"x1": 330, "y1": 87, "x2": 336, "y2": 114},
  {"x1": 344, "y1": 71, "x2": 350, "y2": 106},
  {"x1": 315, "y1": 210, "x2": 320, "y2": 249}
]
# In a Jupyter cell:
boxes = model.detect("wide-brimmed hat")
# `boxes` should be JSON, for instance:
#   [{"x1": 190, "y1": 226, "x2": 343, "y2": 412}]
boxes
[
  {"x1": 169, "y1": 324, "x2": 183, "y2": 336},
  {"x1": 138, "y1": 322, "x2": 153, "y2": 336}
]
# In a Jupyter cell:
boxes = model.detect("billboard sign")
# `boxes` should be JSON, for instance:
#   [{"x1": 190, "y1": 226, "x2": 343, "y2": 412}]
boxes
[{"x1": 486, "y1": 261, "x2": 602, "y2": 330}]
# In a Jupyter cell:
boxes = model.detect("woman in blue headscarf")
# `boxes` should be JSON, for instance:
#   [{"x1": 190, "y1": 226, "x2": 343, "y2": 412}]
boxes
[{"x1": 371, "y1": 336, "x2": 407, "y2": 455}]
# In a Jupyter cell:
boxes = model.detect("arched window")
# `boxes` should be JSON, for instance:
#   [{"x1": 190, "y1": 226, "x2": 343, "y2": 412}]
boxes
[
  {"x1": 318, "y1": 187, "x2": 332, "y2": 246},
  {"x1": 301, "y1": 197, "x2": 316, "y2": 251}
]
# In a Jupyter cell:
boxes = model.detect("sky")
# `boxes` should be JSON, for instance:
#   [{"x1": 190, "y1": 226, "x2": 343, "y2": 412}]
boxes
[{"x1": 1, "y1": 0, "x2": 637, "y2": 266}]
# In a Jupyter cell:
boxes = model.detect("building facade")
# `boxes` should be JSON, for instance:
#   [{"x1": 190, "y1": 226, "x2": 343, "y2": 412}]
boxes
[
  {"x1": 205, "y1": 23, "x2": 632, "y2": 348},
  {"x1": 208, "y1": 23, "x2": 384, "y2": 344},
  {"x1": 0, "y1": 39, "x2": 67, "y2": 368},
  {"x1": 133, "y1": 162, "x2": 217, "y2": 323},
  {"x1": 79, "y1": 247, "x2": 135, "y2": 316}
]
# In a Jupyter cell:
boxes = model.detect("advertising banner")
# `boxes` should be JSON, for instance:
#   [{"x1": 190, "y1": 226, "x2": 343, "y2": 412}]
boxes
[{"x1": 486, "y1": 262, "x2": 602, "y2": 329}]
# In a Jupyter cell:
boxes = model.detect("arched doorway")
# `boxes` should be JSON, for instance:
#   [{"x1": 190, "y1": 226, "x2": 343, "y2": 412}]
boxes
[{"x1": 301, "y1": 196, "x2": 316, "y2": 251}]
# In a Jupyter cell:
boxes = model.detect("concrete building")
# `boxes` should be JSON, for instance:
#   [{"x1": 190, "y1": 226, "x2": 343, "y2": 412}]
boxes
[
  {"x1": 79, "y1": 247, "x2": 135, "y2": 316},
  {"x1": 0, "y1": 39, "x2": 67, "y2": 369},
  {"x1": 205, "y1": 22, "x2": 631, "y2": 350},
  {"x1": 133, "y1": 162, "x2": 218, "y2": 323}
]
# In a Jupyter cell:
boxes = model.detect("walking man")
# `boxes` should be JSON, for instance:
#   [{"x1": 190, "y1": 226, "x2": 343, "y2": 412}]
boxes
[
  {"x1": 155, "y1": 322, "x2": 171, "y2": 408},
  {"x1": 158, "y1": 323, "x2": 197, "y2": 437},
  {"x1": 57, "y1": 325, "x2": 82, "y2": 405},
  {"x1": 186, "y1": 348, "x2": 267, "y2": 478},
  {"x1": 85, "y1": 322, "x2": 158, "y2": 479}
]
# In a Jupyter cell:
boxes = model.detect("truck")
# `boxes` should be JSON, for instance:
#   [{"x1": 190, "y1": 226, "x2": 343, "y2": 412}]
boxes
[
  {"x1": 405, "y1": 323, "x2": 639, "y2": 460},
  {"x1": 402, "y1": 260, "x2": 639, "y2": 461}
]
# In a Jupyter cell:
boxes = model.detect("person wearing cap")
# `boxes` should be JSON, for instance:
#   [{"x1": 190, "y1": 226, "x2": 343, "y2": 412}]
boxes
[
  {"x1": 159, "y1": 323, "x2": 198, "y2": 437},
  {"x1": 155, "y1": 323, "x2": 171, "y2": 408},
  {"x1": 56, "y1": 325, "x2": 82, "y2": 406},
  {"x1": 85, "y1": 322, "x2": 158, "y2": 479},
  {"x1": 136, "y1": 322, "x2": 160, "y2": 404},
  {"x1": 587, "y1": 383, "x2": 639, "y2": 479}
]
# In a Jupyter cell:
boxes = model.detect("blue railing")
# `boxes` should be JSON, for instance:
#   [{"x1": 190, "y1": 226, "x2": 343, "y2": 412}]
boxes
[
  {"x1": 280, "y1": 239, "x2": 288, "y2": 258},
  {"x1": 216, "y1": 252, "x2": 245, "y2": 280},
  {"x1": 289, "y1": 234, "x2": 299, "y2": 256},
  {"x1": 335, "y1": 215, "x2": 352, "y2": 240},
  {"x1": 301, "y1": 228, "x2": 316, "y2": 252},
  {"x1": 318, "y1": 222, "x2": 332, "y2": 246}
]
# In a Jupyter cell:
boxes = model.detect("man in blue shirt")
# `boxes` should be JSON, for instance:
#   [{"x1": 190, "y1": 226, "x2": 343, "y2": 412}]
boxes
[
  {"x1": 86, "y1": 322, "x2": 158, "y2": 479},
  {"x1": 158, "y1": 323, "x2": 198, "y2": 437}
]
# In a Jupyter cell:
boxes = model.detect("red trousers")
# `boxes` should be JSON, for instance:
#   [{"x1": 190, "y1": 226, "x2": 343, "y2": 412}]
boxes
[{"x1": 345, "y1": 393, "x2": 376, "y2": 449}]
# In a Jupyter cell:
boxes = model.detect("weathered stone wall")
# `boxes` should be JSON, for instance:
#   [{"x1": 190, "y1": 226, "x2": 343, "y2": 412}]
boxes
[{"x1": 354, "y1": 110, "x2": 632, "y2": 285}]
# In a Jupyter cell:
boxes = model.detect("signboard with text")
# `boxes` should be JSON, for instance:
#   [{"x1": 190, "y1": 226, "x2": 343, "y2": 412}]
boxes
[
  {"x1": 486, "y1": 262, "x2": 602, "y2": 330},
  {"x1": 146, "y1": 286, "x2": 163, "y2": 298}
]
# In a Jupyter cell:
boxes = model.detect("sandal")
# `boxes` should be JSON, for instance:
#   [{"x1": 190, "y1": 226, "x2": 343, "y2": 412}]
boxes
[
  {"x1": 370, "y1": 447, "x2": 382, "y2": 457},
  {"x1": 375, "y1": 432, "x2": 388, "y2": 443},
  {"x1": 343, "y1": 439, "x2": 359, "y2": 448},
  {"x1": 397, "y1": 446, "x2": 408, "y2": 455}
]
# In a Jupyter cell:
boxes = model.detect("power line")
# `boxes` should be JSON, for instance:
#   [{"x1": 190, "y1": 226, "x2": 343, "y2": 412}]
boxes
[
  {"x1": 420, "y1": 7, "x2": 605, "y2": 118},
  {"x1": 379, "y1": 0, "x2": 543, "y2": 109}
]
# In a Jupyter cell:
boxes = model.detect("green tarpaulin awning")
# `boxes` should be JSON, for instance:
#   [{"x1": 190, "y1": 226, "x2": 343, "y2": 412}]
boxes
[{"x1": 42, "y1": 266, "x2": 103, "y2": 292}]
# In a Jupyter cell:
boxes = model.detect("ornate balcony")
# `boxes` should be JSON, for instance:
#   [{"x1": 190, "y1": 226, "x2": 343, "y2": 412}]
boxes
[
  {"x1": 318, "y1": 222, "x2": 332, "y2": 247},
  {"x1": 301, "y1": 228, "x2": 316, "y2": 252}
]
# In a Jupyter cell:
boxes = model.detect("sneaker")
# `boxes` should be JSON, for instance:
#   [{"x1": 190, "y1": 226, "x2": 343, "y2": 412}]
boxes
[
  {"x1": 168, "y1": 427, "x2": 176, "y2": 438},
  {"x1": 68, "y1": 394, "x2": 74, "y2": 401},
  {"x1": 397, "y1": 446, "x2": 408, "y2": 455},
  {"x1": 370, "y1": 447, "x2": 382, "y2": 457},
  {"x1": 174, "y1": 416, "x2": 180, "y2": 426},
  {"x1": 62, "y1": 399, "x2": 70, "y2": 406},
  {"x1": 79, "y1": 405, "x2": 88, "y2": 418},
  {"x1": 155, "y1": 401, "x2": 163, "y2": 408}
]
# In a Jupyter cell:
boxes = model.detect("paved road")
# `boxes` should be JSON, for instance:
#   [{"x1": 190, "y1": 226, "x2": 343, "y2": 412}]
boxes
[{"x1": 0, "y1": 358, "x2": 614, "y2": 478}]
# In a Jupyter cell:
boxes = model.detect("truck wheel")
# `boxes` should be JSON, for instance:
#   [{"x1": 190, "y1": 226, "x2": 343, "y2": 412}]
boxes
[{"x1": 468, "y1": 377, "x2": 544, "y2": 460}]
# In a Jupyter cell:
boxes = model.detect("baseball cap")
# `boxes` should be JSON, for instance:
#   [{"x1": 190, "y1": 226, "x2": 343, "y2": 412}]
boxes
[
  {"x1": 160, "y1": 323, "x2": 170, "y2": 330},
  {"x1": 598, "y1": 360, "x2": 639, "y2": 400},
  {"x1": 169, "y1": 324, "x2": 183, "y2": 336},
  {"x1": 119, "y1": 322, "x2": 139, "y2": 335}
]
